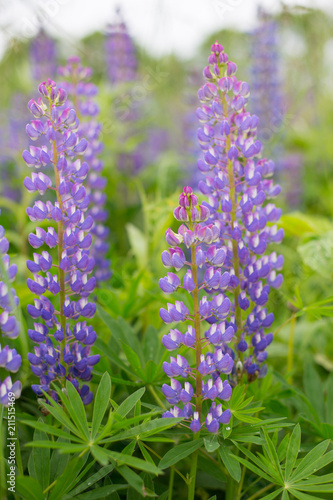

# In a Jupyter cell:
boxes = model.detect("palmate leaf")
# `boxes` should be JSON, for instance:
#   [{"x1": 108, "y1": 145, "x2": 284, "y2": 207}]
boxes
[
  {"x1": 63, "y1": 464, "x2": 115, "y2": 499},
  {"x1": 232, "y1": 424, "x2": 333, "y2": 500}
]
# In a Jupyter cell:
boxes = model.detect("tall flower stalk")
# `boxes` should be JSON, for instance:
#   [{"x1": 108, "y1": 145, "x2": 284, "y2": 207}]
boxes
[
  {"x1": 0, "y1": 221, "x2": 21, "y2": 406},
  {"x1": 197, "y1": 42, "x2": 284, "y2": 382},
  {"x1": 23, "y1": 79, "x2": 99, "y2": 404},
  {"x1": 30, "y1": 28, "x2": 57, "y2": 82},
  {"x1": 59, "y1": 57, "x2": 111, "y2": 283},
  {"x1": 160, "y1": 187, "x2": 233, "y2": 497}
]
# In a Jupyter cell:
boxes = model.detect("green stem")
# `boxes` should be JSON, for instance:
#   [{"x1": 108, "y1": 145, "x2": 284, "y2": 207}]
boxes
[
  {"x1": 148, "y1": 385, "x2": 165, "y2": 409},
  {"x1": 50, "y1": 107, "x2": 67, "y2": 381},
  {"x1": 287, "y1": 315, "x2": 296, "y2": 383},
  {"x1": 246, "y1": 483, "x2": 275, "y2": 500},
  {"x1": 226, "y1": 476, "x2": 237, "y2": 500},
  {"x1": 187, "y1": 443, "x2": 199, "y2": 500},
  {"x1": 168, "y1": 467, "x2": 175, "y2": 500},
  {"x1": 221, "y1": 92, "x2": 243, "y2": 369},
  {"x1": 272, "y1": 314, "x2": 296, "y2": 338},
  {"x1": 236, "y1": 442, "x2": 253, "y2": 500}
]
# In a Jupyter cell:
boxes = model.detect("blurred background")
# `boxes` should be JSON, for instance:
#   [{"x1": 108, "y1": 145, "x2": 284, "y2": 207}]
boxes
[{"x1": 1, "y1": 0, "x2": 333, "y2": 386}]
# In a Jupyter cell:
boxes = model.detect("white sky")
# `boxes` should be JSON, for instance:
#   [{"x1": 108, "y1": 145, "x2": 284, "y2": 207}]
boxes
[{"x1": 0, "y1": 0, "x2": 332, "y2": 59}]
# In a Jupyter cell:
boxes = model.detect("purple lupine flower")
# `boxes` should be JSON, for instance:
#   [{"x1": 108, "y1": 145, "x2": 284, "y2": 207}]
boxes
[
  {"x1": 23, "y1": 79, "x2": 100, "y2": 404},
  {"x1": 105, "y1": 9, "x2": 138, "y2": 84},
  {"x1": 196, "y1": 42, "x2": 284, "y2": 383},
  {"x1": 0, "y1": 222, "x2": 22, "y2": 407},
  {"x1": 58, "y1": 57, "x2": 111, "y2": 283},
  {"x1": 30, "y1": 28, "x2": 57, "y2": 82},
  {"x1": 160, "y1": 187, "x2": 233, "y2": 434}
]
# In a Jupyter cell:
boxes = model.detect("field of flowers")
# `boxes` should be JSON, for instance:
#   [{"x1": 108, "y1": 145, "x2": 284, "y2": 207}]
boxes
[{"x1": 0, "y1": 4, "x2": 333, "y2": 500}]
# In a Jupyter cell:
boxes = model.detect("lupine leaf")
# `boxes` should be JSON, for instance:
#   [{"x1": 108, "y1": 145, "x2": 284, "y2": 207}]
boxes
[
  {"x1": 115, "y1": 388, "x2": 145, "y2": 418},
  {"x1": 74, "y1": 485, "x2": 128, "y2": 500},
  {"x1": 290, "y1": 441, "x2": 331, "y2": 482},
  {"x1": 15, "y1": 477, "x2": 44, "y2": 500},
  {"x1": 50, "y1": 436, "x2": 71, "y2": 483},
  {"x1": 261, "y1": 429, "x2": 283, "y2": 481},
  {"x1": 233, "y1": 411, "x2": 261, "y2": 423},
  {"x1": 292, "y1": 484, "x2": 333, "y2": 493},
  {"x1": 92, "y1": 372, "x2": 111, "y2": 439},
  {"x1": 277, "y1": 434, "x2": 290, "y2": 463},
  {"x1": 204, "y1": 435, "x2": 220, "y2": 453},
  {"x1": 219, "y1": 443, "x2": 241, "y2": 482},
  {"x1": 159, "y1": 439, "x2": 204, "y2": 469},
  {"x1": 288, "y1": 490, "x2": 323, "y2": 500},
  {"x1": 48, "y1": 457, "x2": 86, "y2": 500},
  {"x1": 32, "y1": 427, "x2": 50, "y2": 491},
  {"x1": 121, "y1": 342, "x2": 145, "y2": 378},
  {"x1": 281, "y1": 491, "x2": 289, "y2": 500},
  {"x1": 104, "y1": 450, "x2": 161, "y2": 475},
  {"x1": 231, "y1": 455, "x2": 273, "y2": 483},
  {"x1": 260, "y1": 488, "x2": 283, "y2": 500},
  {"x1": 285, "y1": 424, "x2": 301, "y2": 480},
  {"x1": 65, "y1": 381, "x2": 90, "y2": 440},
  {"x1": 21, "y1": 420, "x2": 83, "y2": 443},
  {"x1": 101, "y1": 418, "x2": 182, "y2": 444},
  {"x1": 26, "y1": 441, "x2": 86, "y2": 453},
  {"x1": 91, "y1": 445, "x2": 109, "y2": 466},
  {"x1": 326, "y1": 372, "x2": 333, "y2": 425},
  {"x1": 117, "y1": 465, "x2": 156, "y2": 497},
  {"x1": 63, "y1": 464, "x2": 115, "y2": 499},
  {"x1": 40, "y1": 393, "x2": 80, "y2": 437},
  {"x1": 260, "y1": 489, "x2": 284, "y2": 500},
  {"x1": 292, "y1": 473, "x2": 333, "y2": 486},
  {"x1": 303, "y1": 361, "x2": 325, "y2": 421}
]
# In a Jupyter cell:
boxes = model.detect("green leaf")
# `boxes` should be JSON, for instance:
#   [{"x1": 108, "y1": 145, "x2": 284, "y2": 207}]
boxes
[
  {"x1": 48, "y1": 457, "x2": 86, "y2": 500},
  {"x1": 232, "y1": 455, "x2": 273, "y2": 483},
  {"x1": 121, "y1": 342, "x2": 144, "y2": 379},
  {"x1": 288, "y1": 490, "x2": 323, "y2": 500},
  {"x1": 285, "y1": 424, "x2": 301, "y2": 480},
  {"x1": 298, "y1": 231, "x2": 333, "y2": 278},
  {"x1": 92, "y1": 372, "x2": 111, "y2": 439},
  {"x1": 126, "y1": 223, "x2": 148, "y2": 268},
  {"x1": 21, "y1": 420, "x2": 83, "y2": 442},
  {"x1": 91, "y1": 445, "x2": 110, "y2": 466},
  {"x1": 117, "y1": 465, "x2": 156, "y2": 498},
  {"x1": 102, "y1": 418, "x2": 182, "y2": 444},
  {"x1": 260, "y1": 489, "x2": 284, "y2": 500},
  {"x1": 326, "y1": 372, "x2": 333, "y2": 425},
  {"x1": 233, "y1": 411, "x2": 261, "y2": 423},
  {"x1": 65, "y1": 381, "x2": 90, "y2": 440},
  {"x1": 15, "y1": 477, "x2": 44, "y2": 500},
  {"x1": 104, "y1": 450, "x2": 162, "y2": 475},
  {"x1": 303, "y1": 361, "x2": 325, "y2": 421},
  {"x1": 277, "y1": 434, "x2": 290, "y2": 463},
  {"x1": 292, "y1": 473, "x2": 333, "y2": 486},
  {"x1": 219, "y1": 443, "x2": 241, "y2": 482},
  {"x1": 261, "y1": 429, "x2": 283, "y2": 481},
  {"x1": 290, "y1": 441, "x2": 331, "y2": 482},
  {"x1": 281, "y1": 490, "x2": 289, "y2": 500},
  {"x1": 32, "y1": 427, "x2": 50, "y2": 491},
  {"x1": 39, "y1": 392, "x2": 80, "y2": 437},
  {"x1": 64, "y1": 464, "x2": 115, "y2": 499},
  {"x1": 159, "y1": 439, "x2": 203, "y2": 469},
  {"x1": 50, "y1": 436, "x2": 70, "y2": 483},
  {"x1": 115, "y1": 388, "x2": 145, "y2": 418},
  {"x1": 204, "y1": 435, "x2": 220, "y2": 453},
  {"x1": 74, "y1": 485, "x2": 128, "y2": 500}
]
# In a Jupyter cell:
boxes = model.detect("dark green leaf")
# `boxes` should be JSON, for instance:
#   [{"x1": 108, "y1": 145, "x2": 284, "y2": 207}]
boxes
[
  {"x1": 121, "y1": 342, "x2": 144, "y2": 379},
  {"x1": 104, "y1": 450, "x2": 161, "y2": 475},
  {"x1": 74, "y1": 485, "x2": 128, "y2": 500},
  {"x1": 117, "y1": 465, "x2": 156, "y2": 498},
  {"x1": 92, "y1": 372, "x2": 111, "y2": 439},
  {"x1": 290, "y1": 442, "x2": 331, "y2": 482},
  {"x1": 260, "y1": 489, "x2": 284, "y2": 500},
  {"x1": 64, "y1": 465, "x2": 116, "y2": 498},
  {"x1": 219, "y1": 443, "x2": 241, "y2": 482},
  {"x1": 21, "y1": 420, "x2": 82, "y2": 442},
  {"x1": 15, "y1": 477, "x2": 44, "y2": 500},
  {"x1": 66, "y1": 381, "x2": 90, "y2": 440},
  {"x1": 32, "y1": 427, "x2": 50, "y2": 491},
  {"x1": 115, "y1": 388, "x2": 145, "y2": 418},
  {"x1": 285, "y1": 424, "x2": 301, "y2": 480},
  {"x1": 48, "y1": 457, "x2": 86, "y2": 500},
  {"x1": 288, "y1": 490, "x2": 323, "y2": 500},
  {"x1": 159, "y1": 439, "x2": 203, "y2": 469},
  {"x1": 102, "y1": 418, "x2": 182, "y2": 444},
  {"x1": 303, "y1": 361, "x2": 325, "y2": 421}
]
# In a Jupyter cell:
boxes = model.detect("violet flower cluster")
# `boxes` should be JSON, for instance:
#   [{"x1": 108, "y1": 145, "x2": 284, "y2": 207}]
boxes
[
  {"x1": 59, "y1": 57, "x2": 111, "y2": 283},
  {"x1": 23, "y1": 79, "x2": 99, "y2": 404},
  {"x1": 0, "y1": 221, "x2": 22, "y2": 406},
  {"x1": 30, "y1": 28, "x2": 57, "y2": 82},
  {"x1": 105, "y1": 11, "x2": 138, "y2": 84},
  {"x1": 196, "y1": 42, "x2": 284, "y2": 382},
  {"x1": 251, "y1": 9, "x2": 283, "y2": 145},
  {"x1": 160, "y1": 187, "x2": 232, "y2": 434}
]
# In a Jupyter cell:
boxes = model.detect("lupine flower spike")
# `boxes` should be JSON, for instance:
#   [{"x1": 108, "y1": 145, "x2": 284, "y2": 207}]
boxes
[
  {"x1": 197, "y1": 42, "x2": 284, "y2": 382},
  {"x1": 160, "y1": 187, "x2": 232, "y2": 434},
  {"x1": 59, "y1": 57, "x2": 111, "y2": 283},
  {"x1": 23, "y1": 79, "x2": 100, "y2": 404},
  {"x1": 30, "y1": 28, "x2": 57, "y2": 82},
  {"x1": 0, "y1": 220, "x2": 22, "y2": 406}
]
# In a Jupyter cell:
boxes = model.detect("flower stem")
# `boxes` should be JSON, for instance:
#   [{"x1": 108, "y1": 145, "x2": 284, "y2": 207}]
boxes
[
  {"x1": 287, "y1": 315, "x2": 296, "y2": 383},
  {"x1": 190, "y1": 242, "x2": 202, "y2": 419},
  {"x1": 187, "y1": 437, "x2": 200, "y2": 500},
  {"x1": 51, "y1": 118, "x2": 67, "y2": 380},
  {"x1": 168, "y1": 467, "x2": 175, "y2": 500}
]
